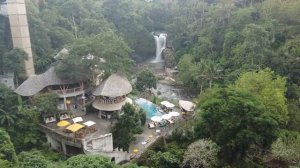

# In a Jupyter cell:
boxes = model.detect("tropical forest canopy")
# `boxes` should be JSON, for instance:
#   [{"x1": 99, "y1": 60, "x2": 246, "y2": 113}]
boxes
[{"x1": 0, "y1": 0, "x2": 300, "y2": 167}]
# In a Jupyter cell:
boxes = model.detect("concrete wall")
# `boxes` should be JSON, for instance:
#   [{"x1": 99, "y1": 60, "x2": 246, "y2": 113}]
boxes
[
  {"x1": 46, "y1": 134, "x2": 62, "y2": 153},
  {"x1": 83, "y1": 133, "x2": 130, "y2": 164},
  {"x1": 7, "y1": 0, "x2": 35, "y2": 76}
]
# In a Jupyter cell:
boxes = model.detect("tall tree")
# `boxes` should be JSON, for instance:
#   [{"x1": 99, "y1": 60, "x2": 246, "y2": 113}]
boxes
[
  {"x1": 33, "y1": 93, "x2": 59, "y2": 115},
  {"x1": 196, "y1": 87, "x2": 278, "y2": 165},
  {"x1": 182, "y1": 139, "x2": 220, "y2": 168},
  {"x1": 0, "y1": 129, "x2": 18, "y2": 165},
  {"x1": 136, "y1": 69, "x2": 157, "y2": 92},
  {"x1": 2, "y1": 48, "x2": 28, "y2": 83},
  {"x1": 112, "y1": 103, "x2": 142, "y2": 151},
  {"x1": 235, "y1": 69, "x2": 288, "y2": 125}
]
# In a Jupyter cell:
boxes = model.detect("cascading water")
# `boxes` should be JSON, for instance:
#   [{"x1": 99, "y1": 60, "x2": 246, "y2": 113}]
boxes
[{"x1": 153, "y1": 33, "x2": 167, "y2": 62}]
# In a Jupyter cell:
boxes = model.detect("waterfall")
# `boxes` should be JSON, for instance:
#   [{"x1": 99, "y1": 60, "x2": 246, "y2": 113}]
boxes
[{"x1": 153, "y1": 33, "x2": 167, "y2": 62}]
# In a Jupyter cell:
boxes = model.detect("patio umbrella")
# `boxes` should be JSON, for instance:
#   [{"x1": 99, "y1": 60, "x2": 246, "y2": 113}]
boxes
[
  {"x1": 133, "y1": 148, "x2": 139, "y2": 154},
  {"x1": 170, "y1": 111, "x2": 180, "y2": 117},
  {"x1": 83, "y1": 121, "x2": 96, "y2": 127},
  {"x1": 160, "y1": 101, "x2": 169, "y2": 106},
  {"x1": 57, "y1": 120, "x2": 70, "y2": 127},
  {"x1": 165, "y1": 102, "x2": 175, "y2": 108},
  {"x1": 66, "y1": 123, "x2": 85, "y2": 133},
  {"x1": 72, "y1": 117, "x2": 83, "y2": 123},
  {"x1": 162, "y1": 114, "x2": 172, "y2": 120},
  {"x1": 151, "y1": 116, "x2": 162, "y2": 122}
]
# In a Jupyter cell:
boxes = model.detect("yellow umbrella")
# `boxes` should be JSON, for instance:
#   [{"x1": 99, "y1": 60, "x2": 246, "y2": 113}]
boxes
[
  {"x1": 66, "y1": 123, "x2": 85, "y2": 132},
  {"x1": 57, "y1": 120, "x2": 70, "y2": 127},
  {"x1": 133, "y1": 148, "x2": 139, "y2": 154}
]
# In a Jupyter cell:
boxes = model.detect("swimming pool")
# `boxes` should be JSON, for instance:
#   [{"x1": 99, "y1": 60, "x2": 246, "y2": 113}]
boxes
[{"x1": 135, "y1": 98, "x2": 162, "y2": 119}]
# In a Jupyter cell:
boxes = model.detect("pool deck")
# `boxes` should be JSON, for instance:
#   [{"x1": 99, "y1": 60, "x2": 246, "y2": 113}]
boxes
[
  {"x1": 128, "y1": 107, "x2": 185, "y2": 158},
  {"x1": 40, "y1": 103, "x2": 188, "y2": 159}
]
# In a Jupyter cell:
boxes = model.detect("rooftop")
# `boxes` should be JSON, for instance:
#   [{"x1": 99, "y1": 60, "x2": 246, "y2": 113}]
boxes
[
  {"x1": 15, "y1": 67, "x2": 83, "y2": 96},
  {"x1": 40, "y1": 112, "x2": 112, "y2": 145},
  {"x1": 93, "y1": 74, "x2": 132, "y2": 97}
]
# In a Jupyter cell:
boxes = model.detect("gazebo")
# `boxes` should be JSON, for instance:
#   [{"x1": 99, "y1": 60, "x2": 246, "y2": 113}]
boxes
[
  {"x1": 92, "y1": 74, "x2": 133, "y2": 119},
  {"x1": 179, "y1": 100, "x2": 195, "y2": 114}
]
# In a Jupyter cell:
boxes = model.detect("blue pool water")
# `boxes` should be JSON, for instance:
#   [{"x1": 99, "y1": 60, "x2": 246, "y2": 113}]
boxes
[{"x1": 135, "y1": 98, "x2": 162, "y2": 119}]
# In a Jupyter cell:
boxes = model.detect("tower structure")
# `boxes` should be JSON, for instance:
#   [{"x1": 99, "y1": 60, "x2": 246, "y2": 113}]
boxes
[{"x1": 6, "y1": 0, "x2": 35, "y2": 76}]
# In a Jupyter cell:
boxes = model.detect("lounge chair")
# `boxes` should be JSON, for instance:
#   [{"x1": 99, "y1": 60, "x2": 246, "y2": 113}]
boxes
[
  {"x1": 148, "y1": 123, "x2": 155, "y2": 129},
  {"x1": 167, "y1": 119, "x2": 174, "y2": 124}
]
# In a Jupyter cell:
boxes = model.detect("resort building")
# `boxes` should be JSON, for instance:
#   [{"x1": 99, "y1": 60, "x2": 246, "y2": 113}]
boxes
[
  {"x1": 92, "y1": 74, "x2": 133, "y2": 119},
  {"x1": 15, "y1": 67, "x2": 89, "y2": 114},
  {"x1": 15, "y1": 70, "x2": 131, "y2": 163}
]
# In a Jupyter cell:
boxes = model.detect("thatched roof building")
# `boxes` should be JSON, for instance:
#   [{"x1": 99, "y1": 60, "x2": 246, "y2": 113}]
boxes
[
  {"x1": 93, "y1": 74, "x2": 132, "y2": 97},
  {"x1": 15, "y1": 67, "x2": 80, "y2": 96},
  {"x1": 93, "y1": 97, "x2": 132, "y2": 111},
  {"x1": 179, "y1": 100, "x2": 195, "y2": 112}
]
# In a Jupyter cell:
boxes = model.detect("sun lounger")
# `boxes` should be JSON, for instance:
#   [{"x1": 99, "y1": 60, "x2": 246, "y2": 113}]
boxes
[
  {"x1": 167, "y1": 119, "x2": 174, "y2": 124},
  {"x1": 148, "y1": 123, "x2": 155, "y2": 129}
]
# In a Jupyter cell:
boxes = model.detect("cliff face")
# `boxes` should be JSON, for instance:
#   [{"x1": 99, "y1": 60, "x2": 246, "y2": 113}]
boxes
[{"x1": 162, "y1": 48, "x2": 176, "y2": 68}]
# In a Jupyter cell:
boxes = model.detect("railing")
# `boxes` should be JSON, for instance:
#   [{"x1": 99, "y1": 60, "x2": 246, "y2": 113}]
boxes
[
  {"x1": 51, "y1": 87, "x2": 83, "y2": 95},
  {"x1": 98, "y1": 97, "x2": 126, "y2": 104},
  {"x1": 39, "y1": 124, "x2": 82, "y2": 147}
]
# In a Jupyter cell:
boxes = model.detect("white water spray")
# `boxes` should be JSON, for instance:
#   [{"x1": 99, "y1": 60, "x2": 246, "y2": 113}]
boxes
[{"x1": 153, "y1": 33, "x2": 167, "y2": 62}]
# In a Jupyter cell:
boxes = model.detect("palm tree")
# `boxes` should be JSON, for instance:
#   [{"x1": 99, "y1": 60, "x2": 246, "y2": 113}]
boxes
[
  {"x1": 196, "y1": 60, "x2": 207, "y2": 95},
  {"x1": 203, "y1": 60, "x2": 222, "y2": 88},
  {"x1": 0, "y1": 108, "x2": 16, "y2": 126}
]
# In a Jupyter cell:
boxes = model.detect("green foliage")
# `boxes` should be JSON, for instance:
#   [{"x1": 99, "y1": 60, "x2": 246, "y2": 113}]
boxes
[
  {"x1": 18, "y1": 150, "x2": 49, "y2": 168},
  {"x1": 271, "y1": 130, "x2": 300, "y2": 164},
  {"x1": 136, "y1": 69, "x2": 157, "y2": 92},
  {"x1": 10, "y1": 107, "x2": 44, "y2": 152},
  {"x1": 64, "y1": 154, "x2": 117, "y2": 168},
  {"x1": 235, "y1": 68, "x2": 288, "y2": 125},
  {"x1": 139, "y1": 109, "x2": 147, "y2": 126},
  {"x1": 112, "y1": 103, "x2": 142, "y2": 151},
  {"x1": 177, "y1": 54, "x2": 197, "y2": 89},
  {"x1": 55, "y1": 31, "x2": 133, "y2": 81},
  {"x1": 147, "y1": 149, "x2": 182, "y2": 168},
  {"x1": 182, "y1": 139, "x2": 220, "y2": 168},
  {"x1": 195, "y1": 87, "x2": 279, "y2": 164},
  {"x1": 2, "y1": 48, "x2": 28, "y2": 79},
  {"x1": 0, "y1": 129, "x2": 18, "y2": 164},
  {"x1": 233, "y1": 24, "x2": 271, "y2": 66},
  {"x1": 102, "y1": 0, "x2": 156, "y2": 59},
  {"x1": 169, "y1": 121, "x2": 196, "y2": 148},
  {"x1": 34, "y1": 93, "x2": 59, "y2": 115},
  {"x1": 0, "y1": 84, "x2": 18, "y2": 127},
  {"x1": 122, "y1": 163, "x2": 147, "y2": 168}
]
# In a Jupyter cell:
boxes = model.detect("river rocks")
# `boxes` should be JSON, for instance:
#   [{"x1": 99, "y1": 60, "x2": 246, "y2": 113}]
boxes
[{"x1": 162, "y1": 48, "x2": 176, "y2": 68}]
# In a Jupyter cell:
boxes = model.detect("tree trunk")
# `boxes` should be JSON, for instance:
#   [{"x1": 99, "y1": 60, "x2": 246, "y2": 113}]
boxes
[
  {"x1": 200, "y1": 84, "x2": 203, "y2": 95},
  {"x1": 72, "y1": 15, "x2": 78, "y2": 39},
  {"x1": 209, "y1": 80, "x2": 212, "y2": 88}
]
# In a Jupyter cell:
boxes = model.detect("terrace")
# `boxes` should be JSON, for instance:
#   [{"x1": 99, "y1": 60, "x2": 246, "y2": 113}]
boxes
[
  {"x1": 50, "y1": 86, "x2": 85, "y2": 98},
  {"x1": 39, "y1": 112, "x2": 112, "y2": 148}
]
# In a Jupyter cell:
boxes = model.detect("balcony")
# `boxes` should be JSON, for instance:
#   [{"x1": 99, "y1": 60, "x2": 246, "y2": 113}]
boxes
[
  {"x1": 51, "y1": 87, "x2": 84, "y2": 98},
  {"x1": 98, "y1": 97, "x2": 126, "y2": 105}
]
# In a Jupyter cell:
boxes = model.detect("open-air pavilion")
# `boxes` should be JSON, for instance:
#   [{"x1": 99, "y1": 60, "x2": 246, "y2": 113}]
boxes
[{"x1": 92, "y1": 74, "x2": 133, "y2": 119}]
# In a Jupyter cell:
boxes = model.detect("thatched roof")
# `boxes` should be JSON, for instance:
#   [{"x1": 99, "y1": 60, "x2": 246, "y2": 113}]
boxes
[
  {"x1": 15, "y1": 67, "x2": 80, "y2": 96},
  {"x1": 93, "y1": 74, "x2": 132, "y2": 97},
  {"x1": 92, "y1": 97, "x2": 132, "y2": 111},
  {"x1": 179, "y1": 100, "x2": 195, "y2": 112}
]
